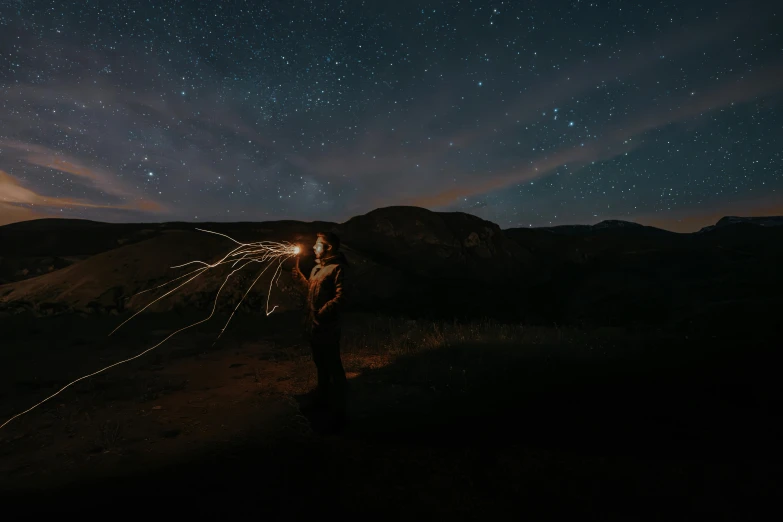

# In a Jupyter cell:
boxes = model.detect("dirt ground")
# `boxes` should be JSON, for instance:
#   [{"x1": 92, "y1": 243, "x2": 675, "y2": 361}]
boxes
[{"x1": 0, "y1": 311, "x2": 780, "y2": 520}]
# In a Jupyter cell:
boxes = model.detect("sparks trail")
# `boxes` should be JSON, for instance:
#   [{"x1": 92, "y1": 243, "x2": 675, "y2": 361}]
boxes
[{"x1": 0, "y1": 229, "x2": 300, "y2": 431}]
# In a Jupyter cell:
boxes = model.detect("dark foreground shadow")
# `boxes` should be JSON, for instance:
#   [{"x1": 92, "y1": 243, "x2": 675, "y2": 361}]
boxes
[
  {"x1": 342, "y1": 339, "x2": 782, "y2": 458},
  {"x1": 4, "y1": 336, "x2": 781, "y2": 520}
]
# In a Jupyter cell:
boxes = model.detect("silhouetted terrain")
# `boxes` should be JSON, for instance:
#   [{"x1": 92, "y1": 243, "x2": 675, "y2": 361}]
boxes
[
  {"x1": 3, "y1": 207, "x2": 782, "y2": 335},
  {"x1": 506, "y1": 215, "x2": 783, "y2": 338},
  {"x1": 1, "y1": 208, "x2": 781, "y2": 519}
]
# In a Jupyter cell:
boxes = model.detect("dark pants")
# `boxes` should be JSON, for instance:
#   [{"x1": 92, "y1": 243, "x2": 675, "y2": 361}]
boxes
[{"x1": 310, "y1": 338, "x2": 347, "y2": 412}]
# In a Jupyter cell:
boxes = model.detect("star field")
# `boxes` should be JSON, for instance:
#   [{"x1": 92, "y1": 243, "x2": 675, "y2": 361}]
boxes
[{"x1": 1, "y1": 0, "x2": 781, "y2": 231}]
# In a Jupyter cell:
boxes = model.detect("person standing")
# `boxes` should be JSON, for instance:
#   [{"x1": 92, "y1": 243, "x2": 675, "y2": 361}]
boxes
[{"x1": 291, "y1": 232, "x2": 348, "y2": 426}]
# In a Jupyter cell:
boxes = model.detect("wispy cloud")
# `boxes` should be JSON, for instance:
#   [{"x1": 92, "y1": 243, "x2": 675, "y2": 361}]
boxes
[
  {"x1": 407, "y1": 64, "x2": 783, "y2": 208},
  {"x1": 2, "y1": 140, "x2": 125, "y2": 193},
  {"x1": 289, "y1": 3, "x2": 770, "y2": 185},
  {"x1": 0, "y1": 168, "x2": 165, "y2": 225},
  {"x1": 0, "y1": 140, "x2": 167, "y2": 213},
  {"x1": 0, "y1": 1, "x2": 779, "y2": 227}
]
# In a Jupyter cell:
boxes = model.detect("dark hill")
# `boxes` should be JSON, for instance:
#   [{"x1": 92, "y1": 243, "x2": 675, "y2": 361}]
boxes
[
  {"x1": 506, "y1": 216, "x2": 783, "y2": 337},
  {"x1": 0, "y1": 208, "x2": 536, "y2": 321},
  {"x1": 2, "y1": 210, "x2": 782, "y2": 337}
]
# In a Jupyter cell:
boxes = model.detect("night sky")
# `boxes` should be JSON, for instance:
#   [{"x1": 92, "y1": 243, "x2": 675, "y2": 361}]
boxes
[{"x1": 1, "y1": 1, "x2": 781, "y2": 232}]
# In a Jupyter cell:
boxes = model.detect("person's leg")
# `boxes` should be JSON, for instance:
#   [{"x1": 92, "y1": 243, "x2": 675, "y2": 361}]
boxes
[
  {"x1": 332, "y1": 340, "x2": 348, "y2": 388},
  {"x1": 325, "y1": 340, "x2": 348, "y2": 417},
  {"x1": 310, "y1": 341, "x2": 330, "y2": 401}
]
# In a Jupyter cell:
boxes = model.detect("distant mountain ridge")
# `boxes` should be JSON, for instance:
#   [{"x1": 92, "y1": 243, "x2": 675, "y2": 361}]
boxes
[
  {"x1": 527, "y1": 219, "x2": 672, "y2": 237},
  {"x1": 1, "y1": 208, "x2": 782, "y2": 336},
  {"x1": 697, "y1": 215, "x2": 783, "y2": 233},
  {"x1": 4, "y1": 213, "x2": 783, "y2": 235}
]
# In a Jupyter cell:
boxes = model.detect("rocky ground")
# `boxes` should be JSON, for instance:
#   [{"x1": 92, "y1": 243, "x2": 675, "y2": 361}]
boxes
[{"x1": 0, "y1": 311, "x2": 779, "y2": 519}]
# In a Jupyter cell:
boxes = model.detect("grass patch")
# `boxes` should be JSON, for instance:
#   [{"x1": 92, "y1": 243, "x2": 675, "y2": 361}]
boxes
[{"x1": 341, "y1": 314, "x2": 580, "y2": 356}]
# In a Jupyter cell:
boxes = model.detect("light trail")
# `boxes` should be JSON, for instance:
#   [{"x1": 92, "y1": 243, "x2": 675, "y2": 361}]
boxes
[{"x1": 0, "y1": 229, "x2": 300, "y2": 431}]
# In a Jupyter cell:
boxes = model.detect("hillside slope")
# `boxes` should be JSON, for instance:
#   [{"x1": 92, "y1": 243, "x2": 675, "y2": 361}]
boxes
[{"x1": 0, "y1": 207, "x2": 538, "y2": 320}]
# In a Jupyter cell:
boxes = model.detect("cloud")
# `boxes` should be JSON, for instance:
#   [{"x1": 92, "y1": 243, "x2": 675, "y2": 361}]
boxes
[
  {"x1": 288, "y1": 2, "x2": 770, "y2": 186},
  {"x1": 0, "y1": 46, "x2": 287, "y2": 220},
  {"x1": 0, "y1": 2, "x2": 779, "y2": 226},
  {"x1": 0, "y1": 140, "x2": 121, "y2": 190},
  {"x1": 0, "y1": 140, "x2": 167, "y2": 213},
  {"x1": 0, "y1": 168, "x2": 166, "y2": 226},
  {"x1": 0, "y1": 169, "x2": 112, "y2": 208},
  {"x1": 407, "y1": 64, "x2": 783, "y2": 208},
  {"x1": 275, "y1": 4, "x2": 783, "y2": 224}
]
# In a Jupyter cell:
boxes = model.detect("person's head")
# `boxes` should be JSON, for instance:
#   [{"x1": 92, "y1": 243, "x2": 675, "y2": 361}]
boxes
[{"x1": 313, "y1": 232, "x2": 340, "y2": 259}]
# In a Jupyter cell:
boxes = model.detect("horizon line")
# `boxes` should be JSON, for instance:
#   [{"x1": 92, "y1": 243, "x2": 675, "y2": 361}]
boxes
[{"x1": 2, "y1": 206, "x2": 782, "y2": 234}]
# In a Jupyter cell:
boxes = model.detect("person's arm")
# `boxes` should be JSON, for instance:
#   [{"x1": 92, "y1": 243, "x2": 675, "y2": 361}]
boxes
[
  {"x1": 291, "y1": 257, "x2": 309, "y2": 293},
  {"x1": 317, "y1": 265, "x2": 344, "y2": 320}
]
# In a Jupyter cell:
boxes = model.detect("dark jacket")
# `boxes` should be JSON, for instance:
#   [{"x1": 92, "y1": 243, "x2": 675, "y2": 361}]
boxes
[{"x1": 292, "y1": 253, "x2": 347, "y2": 339}]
